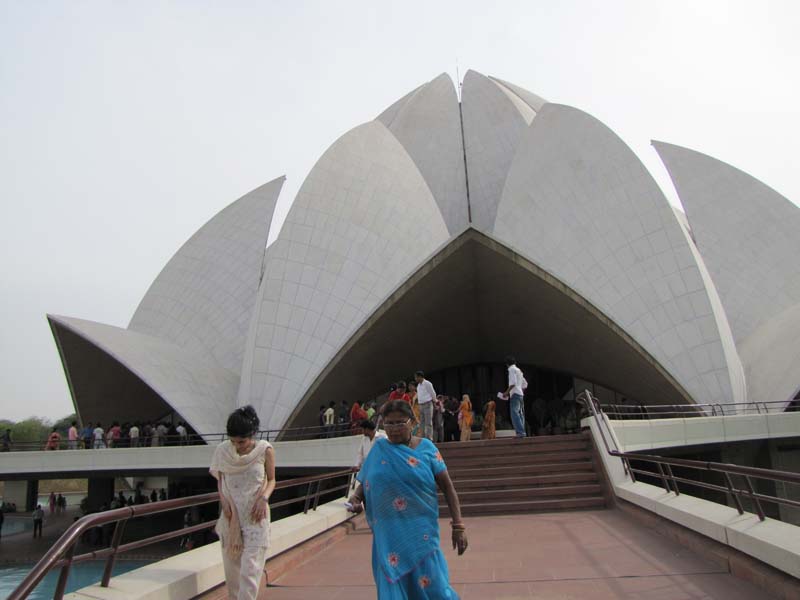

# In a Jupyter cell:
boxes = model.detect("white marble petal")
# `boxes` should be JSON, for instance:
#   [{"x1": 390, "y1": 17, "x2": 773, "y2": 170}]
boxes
[
  {"x1": 655, "y1": 141, "x2": 800, "y2": 406},
  {"x1": 49, "y1": 315, "x2": 238, "y2": 436},
  {"x1": 239, "y1": 121, "x2": 450, "y2": 430},
  {"x1": 129, "y1": 177, "x2": 285, "y2": 372},
  {"x1": 495, "y1": 104, "x2": 742, "y2": 407},
  {"x1": 461, "y1": 69, "x2": 531, "y2": 232},
  {"x1": 377, "y1": 73, "x2": 468, "y2": 234}
]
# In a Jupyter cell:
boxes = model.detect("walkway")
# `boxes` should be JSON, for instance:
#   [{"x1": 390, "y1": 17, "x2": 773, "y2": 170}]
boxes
[{"x1": 217, "y1": 510, "x2": 767, "y2": 599}]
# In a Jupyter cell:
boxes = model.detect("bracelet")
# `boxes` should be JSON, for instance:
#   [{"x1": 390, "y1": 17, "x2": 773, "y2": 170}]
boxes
[{"x1": 450, "y1": 521, "x2": 466, "y2": 530}]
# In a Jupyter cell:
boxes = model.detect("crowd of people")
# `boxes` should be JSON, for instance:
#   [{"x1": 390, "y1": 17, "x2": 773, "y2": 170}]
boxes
[
  {"x1": 39, "y1": 420, "x2": 194, "y2": 450},
  {"x1": 331, "y1": 360, "x2": 529, "y2": 448}
]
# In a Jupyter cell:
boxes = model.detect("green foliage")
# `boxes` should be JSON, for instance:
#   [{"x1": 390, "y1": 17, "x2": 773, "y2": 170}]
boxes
[
  {"x1": 0, "y1": 414, "x2": 76, "y2": 441},
  {"x1": 53, "y1": 414, "x2": 78, "y2": 431}
]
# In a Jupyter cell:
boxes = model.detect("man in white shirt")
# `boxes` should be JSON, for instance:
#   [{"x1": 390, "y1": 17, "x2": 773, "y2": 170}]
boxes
[
  {"x1": 176, "y1": 422, "x2": 187, "y2": 445},
  {"x1": 504, "y1": 356, "x2": 527, "y2": 438},
  {"x1": 414, "y1": 371, "x2": 437, "y2": 440},
  {"x1": 93, "y1": 423, "x2": 105, "y2": 449},
  {"x1": 354, "y1": 420, "x2": 387, "y2": 471},
  {"x1": 323, "y1": 402, "x2": 336, "y2": 438},
  {"x1": 129, "y1": 423, "x2": 140, "y2": 448}
]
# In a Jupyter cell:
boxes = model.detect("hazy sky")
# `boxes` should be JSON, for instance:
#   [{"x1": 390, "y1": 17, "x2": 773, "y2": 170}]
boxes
[{"x1": 2, "y1": 1, "x2": 799, "y2": 422}]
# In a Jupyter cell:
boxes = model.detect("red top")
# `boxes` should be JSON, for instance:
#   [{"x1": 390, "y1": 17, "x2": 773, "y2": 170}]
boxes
[{"x1": 387, "y1": 391, "x2": 412, "y2": 405}]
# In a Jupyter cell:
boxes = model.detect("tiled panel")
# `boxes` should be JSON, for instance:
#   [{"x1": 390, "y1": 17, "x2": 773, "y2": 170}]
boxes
[
  {"x1": 655, "y1": 141, "x2": 800, "y2": 407},
  {"x1": 129, "y1": 177, "x2": 284, "y2": 373},
  {"x1": 494, "y1": 104, "x2": 738, "y2": 407},
  {"x1": 51, "y1": 315, "x2": 238, "y2": 436},
  {"x1": 378, "y1": 73, "x2": 468, "y2": 235},
  {"x1": 239, "y1": 121, "x2": 450, "y2": 430},
  {"x1": 461, "y1": 69, "x2": 532, "y2": 232}
]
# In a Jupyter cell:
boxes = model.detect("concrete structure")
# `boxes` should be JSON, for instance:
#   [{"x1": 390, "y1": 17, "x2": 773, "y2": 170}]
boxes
[
  {"x1": 48, "y1": 71, "x2": 800, "y2": 435},
  {"x1": 585, "y1": 415, "x2": 800, "y2": 583}
]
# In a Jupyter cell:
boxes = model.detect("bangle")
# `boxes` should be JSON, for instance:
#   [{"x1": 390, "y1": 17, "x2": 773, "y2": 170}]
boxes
[{"x1": 450, "y1": 521, "x2": 466, "y2": 530}]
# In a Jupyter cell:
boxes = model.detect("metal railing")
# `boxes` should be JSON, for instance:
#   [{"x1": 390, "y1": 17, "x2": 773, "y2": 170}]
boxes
[
  {"x1": 600, "y1": 399, "x2": 798, "y2": 420},
  {"x1": 577, "y1": 390, "x2": 800, "y2": 523},
  {"x1": 8, "y1": 469, "x2": 355, "y2": 600},
  {"x1": 1, "y1": 423, "x2": 364, "y2": 452}
]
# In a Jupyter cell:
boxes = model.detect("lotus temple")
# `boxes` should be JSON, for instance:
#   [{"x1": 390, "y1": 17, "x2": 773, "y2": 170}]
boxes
[{"x1": 47, "y1": 70, "x2": 800, "y2": 437}]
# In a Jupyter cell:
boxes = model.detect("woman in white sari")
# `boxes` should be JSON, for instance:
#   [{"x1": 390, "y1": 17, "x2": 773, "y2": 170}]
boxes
[{"x1": 210, "y1": 406, "x2": 276, "y2": 600}]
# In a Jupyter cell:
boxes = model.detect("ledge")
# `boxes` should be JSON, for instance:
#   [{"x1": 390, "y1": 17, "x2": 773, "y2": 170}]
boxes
[
  {"x1": 64, "y1": 498, "x2": 353, "y2": 600},
  {"x1": 585, "y1": 417, "x2": 800, "y2": 581}
]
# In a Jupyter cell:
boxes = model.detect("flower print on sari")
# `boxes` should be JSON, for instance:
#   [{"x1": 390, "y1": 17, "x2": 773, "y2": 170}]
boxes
[{"x1": 393, "y1": 497, "x2": 408, "y2": 512}]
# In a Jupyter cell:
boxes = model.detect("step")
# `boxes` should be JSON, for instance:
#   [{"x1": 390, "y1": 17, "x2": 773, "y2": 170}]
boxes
[
  {"x1": 440, "y1": 484, "x2": 603, "y2": 504},
  {"x1": 436, "y1": 433, "x2": 589, "y2": 450},
  {"x1": 450, "y1": 471, "x2": 599, "y2": 490},
  {"x1": 439, "y1": 496, "x2": 606, "y2": 517},
  {"x1": 448, "y1": 462, "x2": 595, "y2": 479},
  {"x1": 443, "y1": 450, "x2": 592, "y2": 468},
  {"x1": 439, "y1": 440, "x2": 589, "y2": 458}
]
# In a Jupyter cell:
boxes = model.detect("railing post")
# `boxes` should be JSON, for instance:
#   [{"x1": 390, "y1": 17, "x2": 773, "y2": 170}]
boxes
[
  {"x1": 101, "y1": 517, "x2": 129, "y2": 587},
  {"x1": 665, "y1": 464, "x2": 679, "y2": 496},
  {"x1": 53, "y1": 544, "x2": 75, "y2": 600},
  {"x1": 312, "y1": 479, "x2": 323, "y2": 511},
  {"x1": 743, "y1": 476, "x2": 766, "y2": 521},
  {"x1": 724, "y1": 472, "x2": 745, "y2": 515},
  {"x1": 656, "y1": 463, "x2": 671, "y2": 493},
  {"x1": 302, "y1": 481, "x2": 315, "y2": 515},
  {"x1": 625, "y1": 457, "x2": 636, "y2": 482}
]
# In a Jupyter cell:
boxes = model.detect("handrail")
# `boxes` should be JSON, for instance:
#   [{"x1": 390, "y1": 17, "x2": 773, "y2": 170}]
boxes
[
  {"x1": 9, "y1": 468, "x2": 355, "y2": 600},
  {"x1": 1, "y1": 422, "x2": 363, "y2": 452},
  {"x1": 577, "y1": 390, "x2": 800, "y2": 523},
  {"x1": 600, "y1": 399, "x2": 798, "y2": 420}
]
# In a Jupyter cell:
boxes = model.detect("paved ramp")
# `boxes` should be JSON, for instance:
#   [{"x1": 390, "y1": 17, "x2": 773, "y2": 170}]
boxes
[{"x1": 206, "y1": 510, "x2": 767, "y2": 599}]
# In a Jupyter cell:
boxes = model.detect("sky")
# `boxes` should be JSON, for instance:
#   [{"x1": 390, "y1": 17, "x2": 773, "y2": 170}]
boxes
[{"x1": 1, "y1": 1, "x2": 799, "y2": 422}]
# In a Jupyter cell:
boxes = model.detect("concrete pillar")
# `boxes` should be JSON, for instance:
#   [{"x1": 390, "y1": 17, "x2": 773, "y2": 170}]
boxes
[
  {"x1": 87, "y1": 477, "x2": 115, "y2": 512},
  {"x1": 2, "y1": 480, "x2": 39, "y2": 512}
]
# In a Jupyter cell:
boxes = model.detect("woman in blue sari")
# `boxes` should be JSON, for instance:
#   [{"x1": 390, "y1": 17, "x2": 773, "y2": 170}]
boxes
[{"x1": 348, "y1": 400, "x2": 468, "y2": 599}]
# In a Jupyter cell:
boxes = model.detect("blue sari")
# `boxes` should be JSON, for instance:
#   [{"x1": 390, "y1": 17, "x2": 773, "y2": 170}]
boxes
[{"x1": 357, "y1": 437, "x2": 459, "y2": 599}]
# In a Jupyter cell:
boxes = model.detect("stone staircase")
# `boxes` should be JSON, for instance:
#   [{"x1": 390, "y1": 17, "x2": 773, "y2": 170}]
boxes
[{"x1": 437, "y1": 432, "x2": 606, "y2": 516}]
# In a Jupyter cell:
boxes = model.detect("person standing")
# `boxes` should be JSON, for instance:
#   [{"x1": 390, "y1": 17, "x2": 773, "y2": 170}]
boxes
[
  {"x1": 504, "y1": 356, "x2": 527, "y2": 438},
  {"x1": 93, "y1": 423, "x2": 105, "y2": 449},
  {"x1": 2, "y1": 428, "x2": 11, "y2": 452},
  {"x1": 459, "y1": 395, "x2": 474, "y2": 442},
  {"x1": 388, "y1": 381, "x2": 411, "y2": 404},
  {"x1": 353, "y1": 420, "x2": 387, "y2": 472},
  {"x1": 32, "y1": 505, "x2": 44, "y2": 538},
  {"x1": 433, "y1": 396, "x2": 445, "y2": 443},
  {"x1": 67, "y1": 422, "x2": 79, "y2": 450},
  {"x1": 82, "y1": 423, "x2": 93, "y2": 449},
  {"x1": 129, "y1": 423, "x2": 140, "y2": 448},
  {"x1": 414, "y1": 371, "x2": 436, "y2": 440},
  {"x1": 347, "y1": 400, "x2": 467, "y2": 597},
  {"x1": 45, "y1": 427, "x2": 61, "y2": 450},
  {"x1": 481, "y1": 400, "x2": 497, "y2": 440},
  {"x1": 48, "y1": 492, "x2": 56, "y2": 514},
  {"x1": 210, "y1": 406, "x2": 276, "y2": 600},
  {"x1": 0, "y1": 505, "x2": 4, "y2": 540},
  {"x1": 443, "y1": 397, "x2": 460, "y2": 442},
  {"x1": 323, "y1": 402, "x2": 336, "y2": 438},
  {"x1": 366, "y1": 402, "x2": 376, "y2": 421},
  {"x1": 176, "y1": 422, "x2": 188, "y2": 445}
]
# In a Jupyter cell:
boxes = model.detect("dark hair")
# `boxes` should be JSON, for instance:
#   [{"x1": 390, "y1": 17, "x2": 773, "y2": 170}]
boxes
[
  {"x1": 226, "y1": 406, "x2": 260, "y2": 438},
  {"x1": 397, "y1": 380, "x2": 407, "y2": 389},
  {"x1": 505, "y1": 355, "x2": 516, "y2": 367},
  {"x1": 360, "y1": 419, "x2": 376, "y2": 430},
  {"x1": 382, "y1": 400, "x2": 414, "y2": 420},
  {"x1": 415, "y1": 370, "x2": 424, "y2": 378}
]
